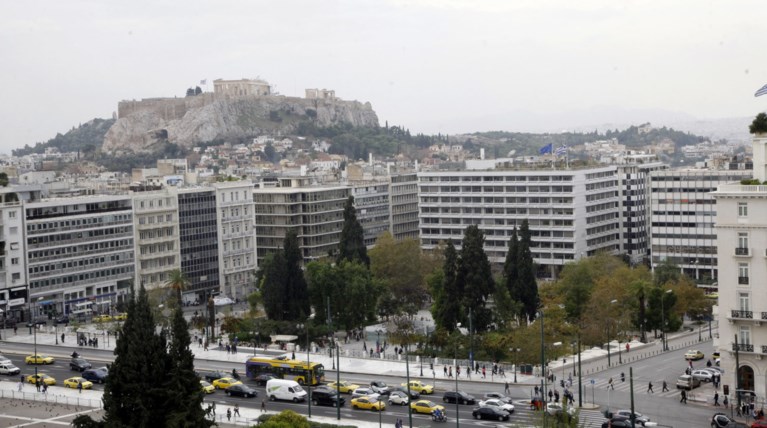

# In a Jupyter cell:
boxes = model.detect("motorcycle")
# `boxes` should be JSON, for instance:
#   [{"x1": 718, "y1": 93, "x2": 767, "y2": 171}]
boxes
[
  {"x1": 231, "y1": 370, "x2": 240, "y2": 381},
  {"x1": 431, "y1": 410, "x2": 447, "y2": 422}
]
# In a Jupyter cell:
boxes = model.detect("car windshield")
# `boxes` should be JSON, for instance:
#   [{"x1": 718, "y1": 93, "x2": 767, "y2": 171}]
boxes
[{"x1": 294, "y1": 385, "x2": 304, "y2": 392}]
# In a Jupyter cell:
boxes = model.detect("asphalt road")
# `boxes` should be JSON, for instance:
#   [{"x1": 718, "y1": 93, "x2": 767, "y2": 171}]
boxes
[{"x1": 0, "y1": 338, "x2": 724, "y2": 427}]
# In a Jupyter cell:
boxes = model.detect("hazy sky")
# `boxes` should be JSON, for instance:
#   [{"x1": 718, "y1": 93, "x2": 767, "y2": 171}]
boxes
[{"x1": 2, "y1": 0, "x2": 766, "y2": 154}]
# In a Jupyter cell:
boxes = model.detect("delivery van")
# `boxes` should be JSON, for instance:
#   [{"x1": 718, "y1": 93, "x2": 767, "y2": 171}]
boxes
[{"x1": 266, "y1": 379, "x2": 307, "y2": 402}]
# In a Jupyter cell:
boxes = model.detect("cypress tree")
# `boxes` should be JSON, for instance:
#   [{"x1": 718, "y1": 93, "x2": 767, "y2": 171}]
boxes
[
  {"x1": 260, "y1": 251, "x2": 288, "y2": 320},
  {"x1": 434, "y1": 240, "x2": 460, "y2": 332},
  {"x1": 456, "y1": 226, "x2": 494, "y2": 331},
  {"x1": 284, "y1": 229, "x2": 310, "y2": 320},
  {"x1": 504, "y1": 227, "x2": 520, "y2": 301},
  {"x1": 517, "y1": 219, "x2": 540, "y2": 322},
  {"x1": 337, "y1": 196, "x2": 369, "y2": 266}
]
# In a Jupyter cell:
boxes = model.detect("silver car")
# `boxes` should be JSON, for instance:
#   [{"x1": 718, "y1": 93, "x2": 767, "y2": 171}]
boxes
[{"x1": 388, "y1": 390, "x2": 409, "y2": 406}]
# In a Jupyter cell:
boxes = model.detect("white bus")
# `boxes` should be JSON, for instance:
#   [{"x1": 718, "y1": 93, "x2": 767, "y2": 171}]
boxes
[{"x1": 71, "y1": 302, "x2": 93, "y2": 316}]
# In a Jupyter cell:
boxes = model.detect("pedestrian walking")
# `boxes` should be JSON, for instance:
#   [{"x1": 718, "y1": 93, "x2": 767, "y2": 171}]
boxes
[
  {"x1": 78, "y1": 381, "x2": 83, "y2": 394},
  {"x1": 504, "y1": 381, "x2": 510, "y2": 395},
  {"x1": 449, "y1": 366, "x2": 453, "y2": 378},
  {"x1": 61, "y1": 333, "x2": 65, "y2": 343},
  {"x1": 457, "y1": 365, "x2": 461, "y2": 377},
  {"x1": 482, "y1": 366, "x2": 486, "y2": 379},
  {"x1": 444, "y1": 365, "x2": 447, "y2": 377},
  {"x1": 212, "y1": 402, "x2": 216, "y2": 416},
  {"x1": 534, "y1": 385, "x2": 539, "y2": 396},
  {"x1": 554, "y1": 389, "x2": 560, "y2": 403},
  {"x1": 261, "y1": 400, "x2": 266, "y2": 412},
  {"x1": 680, "y1": 390, "x2": 687, "y2": 404},
  {"x1": 608, "y1": 377, "x2": 614, "y2": 390},
  {"x1": 647, "y1": 381, "x2": 654, "y2": 393},
  {"x1": 548, "y1": 389, "x2": 554, "y2": 402},
  {"x1": 226, "y1": 408, "x2": 231, "y2": 421},
  {"x1": 466, "y1": 365, "x2": 471, "y2": 378},
  {"x1": 714, "y1": 392, "x2": 720, "y2": 406},
  {"x1": 234, "y1": 403, "x2": 240, "y2": 417},
  {"x1": 43, "y1": 383, "x2": 48, "y2": 394},
  {"x1": 662, "y1": 380, "x2": 669, "y2": 392},
  {"x1": 36, "y1": 381, "x2": 41, "y2": 392}
]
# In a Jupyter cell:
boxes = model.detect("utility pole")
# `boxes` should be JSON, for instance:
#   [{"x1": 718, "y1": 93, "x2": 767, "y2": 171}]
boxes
[
  {"x1": 577, "y1": 332, "x2": 582, "y2": 408},
  {"x1": 630, "y1": 367, "x2": 636, "y2": 428}
]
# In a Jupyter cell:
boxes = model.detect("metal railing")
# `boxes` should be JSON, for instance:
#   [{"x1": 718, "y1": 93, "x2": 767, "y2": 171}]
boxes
[
  {"x1": 739, "y1": 276, "x2": 750, "y2": 285},
  {"x1": 732, "y1": 343, "x2": 754, "y2": 352},
  {"x1": 735, "y1": 247, "x2": 751, "y2": 256},
  {"x1": 731, "y1": 310, "x2": 753, "y2": 319}
]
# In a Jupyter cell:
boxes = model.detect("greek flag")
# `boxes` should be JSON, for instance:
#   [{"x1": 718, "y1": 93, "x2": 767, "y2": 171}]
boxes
[
  {"x1": 555, "y1": 145, "x2": 568, "y2": 156},
  {"x1": 756, "y1": 83, "x2": 767, "y2": 97},
  {"x1": 539, "y1": 143, "x2": 553, "y2": 155}
]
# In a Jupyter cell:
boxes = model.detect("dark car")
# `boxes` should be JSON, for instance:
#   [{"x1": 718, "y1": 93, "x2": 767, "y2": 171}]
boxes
[
  {"x1": 711, "y1": 413, "x2": 749, "y2": 428},
  {"x1": 254, "y1": 373, "x2": 278, "y2": 386},
  {"x1": 391, "y1": 386, "x2": 420, "y2": 399},
  {"x1": 472, "y1": 406, "x2": 510, "y2": 421},
  {"x1": 311, "y1": 387, "x2": 346, "y2": 407},
  {"x1": 82, "y1": 367, "x2": 109, "y2": 384},
  {"x1": 225, "y1": 384, "x2": 257, "y2": 398},
  {"x1": 204, "y1": 370, "x2": 229, "y2": 383},
  {"x1": 613, "y1": 410, "x2": 650, "y2": 426},
  {"x1": 443, "y1": 391, "x2": 477, "y2": 405},
  {"x1": 602, "y1": 417, "x2": 633, "y2": 428},
  {"x1": 70, "y1": 357, "x2": 92, "y2": 372},
  {"x1": 54, "y1": 315, "x2": 70, "y2": 325},
  {"x1": 26, "y1": 317, "x2": 48, "y2": 327}
]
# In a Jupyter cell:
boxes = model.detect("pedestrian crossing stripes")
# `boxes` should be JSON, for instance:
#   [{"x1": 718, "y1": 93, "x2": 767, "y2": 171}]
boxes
[{"x1": 581, "y1": 377, "x2": 709, "y2": 399}]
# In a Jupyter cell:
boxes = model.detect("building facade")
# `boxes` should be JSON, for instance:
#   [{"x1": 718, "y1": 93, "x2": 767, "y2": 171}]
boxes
[
  {"x1": 351, "y1": 181, "x2": 390, "y2": 247},
  {"x1": 132, "y1": 189, "x2": 181, "y2": 291},
  {"x1": 177, "y1": 188, "x2": 220, "y2": 303},
  {"x1": 214, "y1": 182, "x2": 257, "y2": 300},
  {"x1": 389, "y1": 173, "x2": 420, "y2": 241},
  {"x1": 617, "y1": 163, "x2": 666, "y2": 265},
  {"x1": 651, "y1": 168, "x2": 752, "y2": 290},
  {"x1": 417, "y1": 167, "x2": 621, "y2": 277},
  {"x1": 713, "y1": 134, "x2": 767, "y2": 402}
]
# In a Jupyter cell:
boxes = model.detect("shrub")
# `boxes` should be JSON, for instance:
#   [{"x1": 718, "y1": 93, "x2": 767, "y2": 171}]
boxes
[{"x1": 749, "y1": 113, "x2": 767, "y2": 134}]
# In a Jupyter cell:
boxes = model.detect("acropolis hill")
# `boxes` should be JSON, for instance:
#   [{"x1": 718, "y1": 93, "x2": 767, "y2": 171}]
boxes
[{"x1": 102, "y1": 78, "x2": 379, "y2": 153}]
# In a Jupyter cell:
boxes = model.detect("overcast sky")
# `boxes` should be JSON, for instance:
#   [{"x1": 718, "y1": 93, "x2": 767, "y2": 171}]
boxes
[{"x1": 2, "y1": 0, "x2": 766, "y2": 154}]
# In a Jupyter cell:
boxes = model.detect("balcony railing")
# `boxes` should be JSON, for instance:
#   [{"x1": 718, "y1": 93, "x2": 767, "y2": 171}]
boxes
[
  {"x1": 762, "y1": 345, "x2": 767, "y2": 354},
  {"x1": 735, "y1": 247, "x2": 751, "y2": 256},
  {"x1": 732, "y1": 343, "x2": 754, "y2": 352},
  {"x1": 739, "y1": 276, "x2": 750, "y2": 285},
  {"x1": 731, "y1": 310, "x2": 753, "y2": 319}
]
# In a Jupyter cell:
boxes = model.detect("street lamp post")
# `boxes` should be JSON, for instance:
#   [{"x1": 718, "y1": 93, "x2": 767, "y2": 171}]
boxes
[
  {"x1": 660, "y1": 289, "x2": 672, "y2": 352},
  {"x1": 512, "y1": 348, "x2": 520, "y2": 383},
  {"x1": 297, "y1": 323, "x2": 311, "y2": 419},
  {"x1": 610, "y1": 300, "x2": 621, "y2": 365}
]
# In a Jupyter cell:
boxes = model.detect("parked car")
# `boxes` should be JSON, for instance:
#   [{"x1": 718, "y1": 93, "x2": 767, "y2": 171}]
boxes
[
  {"x1": 82, "y1": 367, "x2": 109, "y2": 384},
  {"x1": 443, "y1": 390, "x2": 477, "y2": 405},
  {"x1": 676, "y1": 374, "x2": 701, "y2": 390},
  {"x1": 310, "y1": 387, "x2": 345, "y2": 407},
  {"x1": 711, "y1": 412, "x2": 749, "y2": 428},
  {"x1": 27, "y1": 373, "x2": 56, "y2": 386},
  {"x1": 64, "y1": 377, "x2": 93, "y2": 389},
  {"x1": 70, "y1": 357, "x2": 93, "y2": 372},
  {"x1": 388, "y1": 390, "x2": 410, "y2": 406},
  {"x1": 613, "y1": 410, "x2": 650, "y2": 426},
  {"x1": 225, "y1": 384, "x2": 257, "y2": 398},
  {"x1": 472, "y1": 406, "x2": 510, "y2": 421},
  {"x1": 401, "y1": 380, "x2": 433, "y2": 394},
  {"x1": 685, "y1": 349, "x2": 705, "y2": 360}
]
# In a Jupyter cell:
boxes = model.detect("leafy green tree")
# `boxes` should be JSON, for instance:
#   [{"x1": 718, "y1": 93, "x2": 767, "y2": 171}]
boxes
[
  {"x1": 456, "y1": 226, "x2": 494, "y2": 331},
  {"x1": 306, "y1": 260, "x2": 381, "y2": 330},
  {"x1": 516, "y1": 220, "x2": 540, "y2": 322},
  {"x1": 654, "y1": 259, "x2": 681, "y2": 286},
  {"x1": 0, "y1": 172, "x2": 8, "y2": 187},
  {"x1": 560, "y1": 262, "x2": 595, "y2": 322},
  {"x1": 369, "y1": 233, "x2": 425, "y2": 316},
  {"x1": 337, "y1": 196, "x2": 369, "y2": 266},
  {"x1": 433, "y1": 240, "x2": 461, "y2": 332},
  {"x1": 750, "y1": 112, "x2": 767, "y2": 134},
  {"x1": 260, "y1": 410, "x2": 310, "y2": 428}
]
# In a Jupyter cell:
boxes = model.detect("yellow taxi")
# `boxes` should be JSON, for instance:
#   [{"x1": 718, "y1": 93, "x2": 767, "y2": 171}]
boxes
[
  {"x1": 114, "y1": 313, "x2": 128, "y2": 321},
  {"x1": 401, "y1": 380, "x2": 433, "y2": 394},
  {"x1": 327, "y1": 380, "x2": 360, "y2": 394},
  {"x1": 212, "y1": 377, "x2": 242, "y2": 389},
  {"x1": 25, "y1": 354, "x2": 54, "y2": 365},
  {"x1": 64, "y1": 377, "x2": 93, "y2": 389},
  {"x1": 684, "y1": 350, "x2": 704, "y2": 361},
  {"x1": 200, "y1": 380, "x2": 215, "y2": 394},
  {"x1": 351, "y1": 396, "x2": 386, "y2": 411},
  {"x1": 410, "y1": 399, "x2": 445, "y2": 415},
  {"x1": 27, "y1": 374, "x2": 57, "y2": 386},
  {"x1": 93, "y1": 314, "x2": 113, "y2": 323}
]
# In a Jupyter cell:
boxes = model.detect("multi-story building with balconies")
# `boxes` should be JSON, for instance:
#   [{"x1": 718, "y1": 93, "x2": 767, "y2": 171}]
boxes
[
  {"x1": 712, "y1": 133, "x2": 767, "y2": 401},
  {"x1": 25, "y1": 195, "x2": 135, "y2": 317},
  {"x1": 133, "y1": 189, "x2": 181, "y2": 291},
  {"x1": 0, "y1": 187, "x2": 38, "y2": 322},
  {"x1": 351, "y1": 181, "x2": 390, "y2": 247},
  {"x1": 214, "y1": 182, "x2": 257, "y2": 300},
  {"x1": 389, "y1": 173, "x2": 420, "y2": 241},
  {"x1": 651, "y1": 168, "x2": 752, "y2": 290},
  {"x1": 417, "y1": 166, "x2": 622, "y2": 277}
]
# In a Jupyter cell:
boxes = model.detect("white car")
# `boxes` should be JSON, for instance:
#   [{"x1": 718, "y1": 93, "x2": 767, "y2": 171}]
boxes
[
  {"x1": 213, "y1": 296, "x2": 235, "y2": 306},
  {"x1": 479, "y1": 398, "x2": 515, "y2": 413},
  {"x1": 691, "y1": 369, "x2": 713, "y2": 382},
  {"x1": 388, "y1": 390, "x2": 409, "y2": 406},
  {"x1": 351, "y1": 387, "x2": 378, "y2": 400},
  {"x1": 546, "y1": 402, "x2": 576, "y2": 417},
  {"x1": 483, "y1": 392, "x2": 513, "y2": 404}
]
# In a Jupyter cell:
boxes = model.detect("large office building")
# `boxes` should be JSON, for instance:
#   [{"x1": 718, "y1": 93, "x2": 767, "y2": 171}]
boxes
[
  {"x1": 650, "y1": 168, "x2": 752, "y2": 290},
  {"x1": 177, "y1": 187, "x2": 220, "y2": 302},
  {"x1": 25, "y1": 195, "x2": 135, "y2": 317},
  {"x1": 712, "y1": 134, "x2": 767, "y2": 401},
  {"x1": 133, "y1": 189, "x2": 181, "y2": 291},
  {"x1": 617, "y1": 163, "x2": 666, "y2": 265},
  {"x1": 0, "y1": 187, "x2": 38, "y2": 322},
  {"x1": 351, "y1": 181, "x2": 391, "y2": 247},
  {"x1": 417, "y1": 166, "x2": 622, "y2": 277},
  {"x1": 389, "y1": 173, "x2": 420, "y2": 241}
]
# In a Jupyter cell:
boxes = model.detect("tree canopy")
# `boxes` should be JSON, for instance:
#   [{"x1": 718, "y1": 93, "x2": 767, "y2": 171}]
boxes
[
  {"x1": 456, "y1": 226, "x2": 495, "y2": 332},
  {"x1": 337, "y1": 196, "x2": 369, "y2": 266},
  {"x1": 369, "y1": 233, "x2": 427, "y2": 316},
  {"x1": 259, "y1": 230, "x2": 310, "y2": 321}
]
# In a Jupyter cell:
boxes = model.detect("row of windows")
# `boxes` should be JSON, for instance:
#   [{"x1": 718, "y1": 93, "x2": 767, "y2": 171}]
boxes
[
  {"x1": 31, "y1": 254, "x2": 130, "y2": 274},
  {"x1": 653, "y1": 199, "x2": 714, "y2": 205},
  {"x1": 586, "y1": 191, "x2": 617, "y2": 202},
  {"x1": 420, "y1": 185, "x2": 576, "y2": 193},
  {"x1": 139, "y1": 242, "x2": 176, "y2": 254},
  {"x1": 27, "y1": 214, "x2": 132, "y2": 233},
  {"x1": 651, "y1": 211, "x2": 715, "y2": 216},
  {"x1": 28, "y1": 240, "x2": 133, "y2": 261},
  {"x1": 138, "y1": 228, "x2": 175, "y2": 240},
  {"x1": 649, "y1": 187, "x2": 717, "y2": 193},
  {"x1": 652, "y1": 245, "x2": 717, "y2": 254},
  {"x1": 137, "y1": 197, "x2": 174, "y2": 210},
  {"x1": 138, "y1": 214, "x2": 173, "y2": 224},
  {"x1": 419, "y1": 175, "x2": 575, "y2": 182},
  {"x1": 31, "y1": 265, "x2": 133, "y2": 290},
  {"x1": 28, "y1": 226, "x2": 132, "y2": 246}
]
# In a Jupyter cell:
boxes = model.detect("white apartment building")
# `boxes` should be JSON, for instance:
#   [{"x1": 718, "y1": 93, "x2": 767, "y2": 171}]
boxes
[
  {"x1": 617, "y1": 163, "x2": 666, "y2": 265},
  {"x1": 214, "y1": 181, "x2": 257, "y2": 300},
  {"x1": 0, "y1": 189, "x2": 32, "y2": 322},
  {"x1": 133, "y1": 189, "x2": 181, "y2": 291},
  {"x1": 713, "y1": 134, "x2": 767, "y2": 402},
  {"x1": 389, "y1": 173, "x2": 420, "y2": 241},
  {"x1": 253, "y1": 178, "x2": 348, "y2": 264},
  {"x1": 351, "y1": 181, "x2": 390, "y2": 247},
  {"x1": 651, "y1": 168, "x2": 752, "y2": 290},
  {"x1": 25, "y1": 195, "x2": 135, "y2": 317},
  {"x1": 418, "y1": 167, "x2": 621, "y2": 277}
]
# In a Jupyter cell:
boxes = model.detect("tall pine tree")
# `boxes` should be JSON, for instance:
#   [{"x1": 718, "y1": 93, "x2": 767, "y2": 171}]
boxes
[
  {"x1": 504, "y1": 227, "x2": 520, "y2": 306},
  {"x1": 456, "y1": 226, "x2": 494, "y2": 332},
  {"x1": 284, "y1": 229, "x2": 310, "y2": 320},
  {"x1": 517, "y1": 219, "x2": 540, "y2": 322},
  {"x1": 433, "y1": 240, "x2": 460, "y2": 332},
  {"x1": 260, "y1": 251, "x2": 288, "y2": 320},
  {"x1": 337, "y1": 195, "x2": 369, "y2": 266}
]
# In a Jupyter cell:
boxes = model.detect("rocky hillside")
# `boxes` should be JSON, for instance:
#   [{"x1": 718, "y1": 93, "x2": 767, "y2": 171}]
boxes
[{"x1": 102, "y1": 95, "x2": 379, "y2": 153}]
